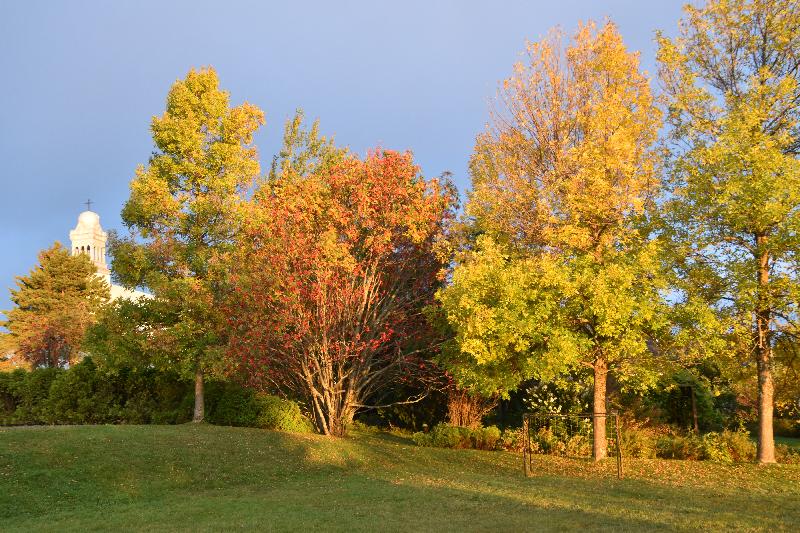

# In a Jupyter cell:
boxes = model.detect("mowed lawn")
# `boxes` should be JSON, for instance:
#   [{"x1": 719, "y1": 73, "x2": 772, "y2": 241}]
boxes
[{"x1": 1, "y1": 425, "x2": 799, "y2": 531}]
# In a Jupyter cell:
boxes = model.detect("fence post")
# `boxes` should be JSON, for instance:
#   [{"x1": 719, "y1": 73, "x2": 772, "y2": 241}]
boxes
[
  {"x1": 614, "y1": 412, "x2": 623, "y2": 479},
  {"x1": 523, "y1": 415, "x2": 531, "y2": 477}
]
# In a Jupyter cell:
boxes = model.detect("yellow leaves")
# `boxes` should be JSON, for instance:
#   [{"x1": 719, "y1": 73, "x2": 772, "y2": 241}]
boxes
[{"x1": 473, "y1": 20, "x2": 661, "y2": 257}]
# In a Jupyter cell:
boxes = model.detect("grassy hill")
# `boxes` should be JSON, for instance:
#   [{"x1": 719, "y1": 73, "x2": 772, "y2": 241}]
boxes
[{"x1": 1, "y1": 424, "x2": 799, "y2": 531}]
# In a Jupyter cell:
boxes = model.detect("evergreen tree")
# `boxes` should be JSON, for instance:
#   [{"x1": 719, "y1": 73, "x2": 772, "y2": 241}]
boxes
[{"x1": 2, "y1": 243, "x2": 108, "y2": 368}]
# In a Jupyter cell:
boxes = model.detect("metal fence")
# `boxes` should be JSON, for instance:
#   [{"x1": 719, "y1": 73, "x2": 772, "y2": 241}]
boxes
[{"x1": 522, "y1": 411, "x2": 623, "y2": 479}]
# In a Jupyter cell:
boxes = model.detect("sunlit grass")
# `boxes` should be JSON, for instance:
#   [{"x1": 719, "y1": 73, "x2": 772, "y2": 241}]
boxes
[{"x1": 1, "y1": 424, "x2": 798, "y2": 531}]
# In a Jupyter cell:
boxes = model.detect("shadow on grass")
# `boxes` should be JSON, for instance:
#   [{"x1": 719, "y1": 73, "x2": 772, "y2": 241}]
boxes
[{"x1": 1, "y1": 424, "x2": 798, "y2": 531}]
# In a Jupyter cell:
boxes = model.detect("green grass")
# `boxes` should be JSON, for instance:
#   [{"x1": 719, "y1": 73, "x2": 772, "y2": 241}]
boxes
[
  {"x1": 1, "y1": 424, "x2": 798, "y2": 531},
  {"x1": 776, "y1": 436, "x2": 800, "y2": 449}
]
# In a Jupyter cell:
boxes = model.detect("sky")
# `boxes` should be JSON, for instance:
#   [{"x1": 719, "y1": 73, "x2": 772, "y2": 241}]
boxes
[{"x1": 0, "y1": 0, "x2": 686, "y2": 312}]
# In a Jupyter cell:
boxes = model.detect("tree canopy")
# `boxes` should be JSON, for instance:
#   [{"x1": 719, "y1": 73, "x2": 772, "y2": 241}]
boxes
[
  {"x1": 111, "y1": 67, "x2": 264, "y2": 422},
  {"x1": 226, "y1": 142, "x2": 456, "y2": 436},
  {"x1": 436, "y1": 21, "x2": 665, "y2": 459},
  {"x1": 2, "y1": 243, "x2": 108, "y2": 368},
  {"x1": 658, "y1": 0, "x2": 800, "y2": 463}
]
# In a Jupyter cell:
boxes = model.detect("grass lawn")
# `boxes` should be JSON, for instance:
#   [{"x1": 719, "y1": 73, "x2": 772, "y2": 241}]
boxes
[
  {"x1": 1, "y1": 424, "x2": 799, "y2": 531},
  {"x1": 776, "y1": 436, "x2": 800, "y2": 449}
]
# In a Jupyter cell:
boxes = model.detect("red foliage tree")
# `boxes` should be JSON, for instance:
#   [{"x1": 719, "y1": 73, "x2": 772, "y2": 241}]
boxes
[{"x1": 225, "y1": 150, "x2": 456, "y2": 435}]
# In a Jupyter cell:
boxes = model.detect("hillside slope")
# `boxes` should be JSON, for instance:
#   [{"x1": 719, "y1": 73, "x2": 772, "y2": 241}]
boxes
[{"x1": 1, "y1": 424, "x2": 798, "y2": 531}]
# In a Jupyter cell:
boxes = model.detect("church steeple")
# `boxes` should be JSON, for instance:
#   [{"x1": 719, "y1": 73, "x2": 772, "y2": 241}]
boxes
[{"x1": 69, "y1": 203, "x2": 110, "y2": 279}]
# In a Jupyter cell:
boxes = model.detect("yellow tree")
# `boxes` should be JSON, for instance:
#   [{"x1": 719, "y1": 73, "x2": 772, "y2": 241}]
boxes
[
  {"x1": 438, "y1": 22, "x2": 663, "y2": 459},
  {"x1": 658, "y1": 0, "x2": 800, "y2": 463},
  {"x1": 112, "y1": 67, "x2": 264, "y2": 422}
]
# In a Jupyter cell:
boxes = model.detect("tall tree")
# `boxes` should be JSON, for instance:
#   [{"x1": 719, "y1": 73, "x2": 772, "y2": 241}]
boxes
[
  {"x1": 436, "y1": 22, "x2": 664, "y2": 459},
  {"x1": 226, "y1": 148, "x2": 456, "y2": 436},
  {"x1": 2, "y1": 243, "x2": 108, "y2": 368},
  {"x1": 658, "y1": 0, "x2": 800, "y2": 463},
  {"x1": 112, "y1": 67, "x2": 264, "y2": 422}
]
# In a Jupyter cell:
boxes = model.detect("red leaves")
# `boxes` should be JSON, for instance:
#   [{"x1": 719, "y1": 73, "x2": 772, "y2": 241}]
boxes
[{"x1": 221, "y1": 148, "x2": 456, "y2": 414}]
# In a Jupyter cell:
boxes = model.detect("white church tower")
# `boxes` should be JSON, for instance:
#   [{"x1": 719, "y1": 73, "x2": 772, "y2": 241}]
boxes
[
  {"x1": 69, "y1": 200, "x2": 148, "y2": 301},
  {"x1": 69, "y1": 200, "x2": 111, "y2": 284}
]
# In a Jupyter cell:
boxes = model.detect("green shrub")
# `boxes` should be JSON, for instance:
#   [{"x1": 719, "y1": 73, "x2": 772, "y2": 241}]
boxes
[
  {"x1": 475, "y1": 426, "x2": 501, "y2": 450},
  {"x1": 774, "y1": 418, "x2": 800, "y2": 438},
  {"x1": 498, "y1": 427, "x2": 525, "y2": 451},
  {"x1": 718, "y1": 429, "x2": 756, "y2": 462},
  {"x1": 699, "y1": 430, "x2": 755, "y2": 464},
  {"x1": 776, "y1": 444, "x2": 800, "y2": 464},
  {"x1": 654, "y1": 429, "x2": 754, "y2": 463},
  {"x1": 411, "y1": 430, "x2": 433, "y2": 447},
  {"x1": 656, "y1": 433, "x2": 703, "y2": 460},
  {"x1": 699, "y1": 432, "x2": 734, "y2": 464},
  {"x1": 618, "y1": 428, "x2": 657, "y2": 459},
  {"x1": 0, "y1": 370, "x2": 26, "y2": 423},
  {"x1": 206, "y1": 384, "x2": 260, "y2": 427},
  {"x1": 15, "y1": 367, "x2": 63, "y2": 424},
  {"x1": 564, "y1": 433, "x2": 591, "y2": 456},
  {"x1": 0, "y1": 364, "x2": 318, "y2": 434},
  {"x1": 411, "y1": 424, "x2": 502, "y2": 450},
  {"x1": 429, "y1": 424, "x2": 465, "y2": 448},
  {"x1": 531, "y1": 427, "x2": 566, "y2": 455},
  {"x1": 253, "y1": 394, "x2": 313, "y2": 433}
]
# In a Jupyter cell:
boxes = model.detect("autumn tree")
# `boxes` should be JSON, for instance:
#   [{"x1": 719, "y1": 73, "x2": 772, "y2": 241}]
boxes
[
  {"x1": 2, "y1": 243, "x2": 108, "y2": 368},
  {"x1": 658, "y1": 0, "x2": 800, "y2": 463},
  {"x1": 226, "y1": 148, "x2": 456, "y2": 436},
  {"x1": 112, "y1": 67, "x2": 264, "y2": 422},
  {"x1": 436, "y1": 22, "x2": 664, "y2": 460}
]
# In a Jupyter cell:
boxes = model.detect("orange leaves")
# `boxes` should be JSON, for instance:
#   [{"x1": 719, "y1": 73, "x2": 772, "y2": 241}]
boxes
[{"x1": 224, "y1": 148, "x2": 455, "y2": 430}]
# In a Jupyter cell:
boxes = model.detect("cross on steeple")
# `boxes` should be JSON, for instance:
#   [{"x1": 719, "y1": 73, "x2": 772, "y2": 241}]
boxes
[{"x1": 85, "y1": 198, "x2": 93, "y2": 211}]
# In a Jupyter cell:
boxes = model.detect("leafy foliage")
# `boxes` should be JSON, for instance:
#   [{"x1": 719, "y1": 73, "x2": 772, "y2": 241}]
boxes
[
  {"x1": 111, "y1": 67, "x2": 264, "y2": 421},
  {"x1": 226, "y1": 138, "x2": 456, "y2": 435},
  {"x1": 2, "y1": 243, "x2": 108, "y2": 368},
  {"x1": 436, "y1": 22, "x2": 665, "y2": 461},
  {"x1": 657, "y1": 0, "x2": 800, "y2": 463},
  {"x1": 412, "y1": 424, "x2": 501, "y2": 450}
]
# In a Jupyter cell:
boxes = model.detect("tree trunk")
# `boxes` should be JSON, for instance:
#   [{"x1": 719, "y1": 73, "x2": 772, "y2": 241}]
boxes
[
  {"x1": 310, "y1": 392, "x2": 354, "y2": 437},
  {"x1": 447, "y1": 388, "x2": 497, "y2": 428},
  {"x1": 592, "y1": 357, "x2": 607, "y2": 461},
  {"x1": 690, "y1": 386, "x2": 699, "y2": 433},
  {"x1": 755, "y1": 236, "x2": 775, "y2": 464},
  {"x1": 193, "y1": 365, "x2": 204, "y2": 423}
]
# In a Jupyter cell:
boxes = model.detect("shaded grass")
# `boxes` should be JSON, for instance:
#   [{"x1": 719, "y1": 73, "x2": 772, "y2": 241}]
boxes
[
  {"x1": 1, "y1": 424, "x2": 798, "y2": 531},
  {"x1": 776, "y1": 436, "x2": 800, "y2": 449}
]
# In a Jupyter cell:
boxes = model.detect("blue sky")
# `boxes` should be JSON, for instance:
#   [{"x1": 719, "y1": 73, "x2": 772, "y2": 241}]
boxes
[{"x1": 0, "y1": 0, "x2": 685, "y2": 311}]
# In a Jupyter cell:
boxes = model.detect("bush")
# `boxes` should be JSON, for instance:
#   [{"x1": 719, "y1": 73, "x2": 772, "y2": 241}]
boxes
[
  {"x1": 15, "y1": 367, "x2": 63, "y2": 423},
  {"x1": 618, "y1": 428, "x2": 657, "y2": 459},
  {"x1": 206, "y1": 384, "x2": 260, "y2": 427},
  {"x1": 654, "y1": 429, "x2": 755, "y2": 463},
  {"x1": 698, "y1": 430, "x2": 756, "y2": 464},
  {"x1": 411, "y1": 430, "x2": 432, "y2": 447},
  {"x1": 431, "y1": 424, "x2": 468, "y2": 448},
  {"x1": 776, "y1": 444, "x2": 800, "y2": 464},
  {"x1": 498, "y1": 427, "x2": 525, "y2": 451},
  {"x1": 253, "y1": 394, "x2": 314, "y2": 433},
  {"x1": 0, "y1": 362, "x2": 313, "y2": 432},
  {"x1": 656, "y1": 433, "x2": 703, "y2": 460},
  {"x1": 475, "y1": 426, "x2": 501, "y2": 450},
  {"x1": 411, "y1": 424, "x2": 501, "y2": 450},
  {"x1": 699, "y1": 432, "x2": 735, "y2": 464},
  {"x1": 774, "y1": 418, "x2": 800, "y2": 438},
  {"x1": 716, "y1": 430, "x2": 756, "y2": 463}
]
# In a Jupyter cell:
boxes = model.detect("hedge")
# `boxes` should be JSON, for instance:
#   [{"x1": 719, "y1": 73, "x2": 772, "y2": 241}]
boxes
[{"x1": 0, "y1": 358, "x2": 312, "y2": 433}]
